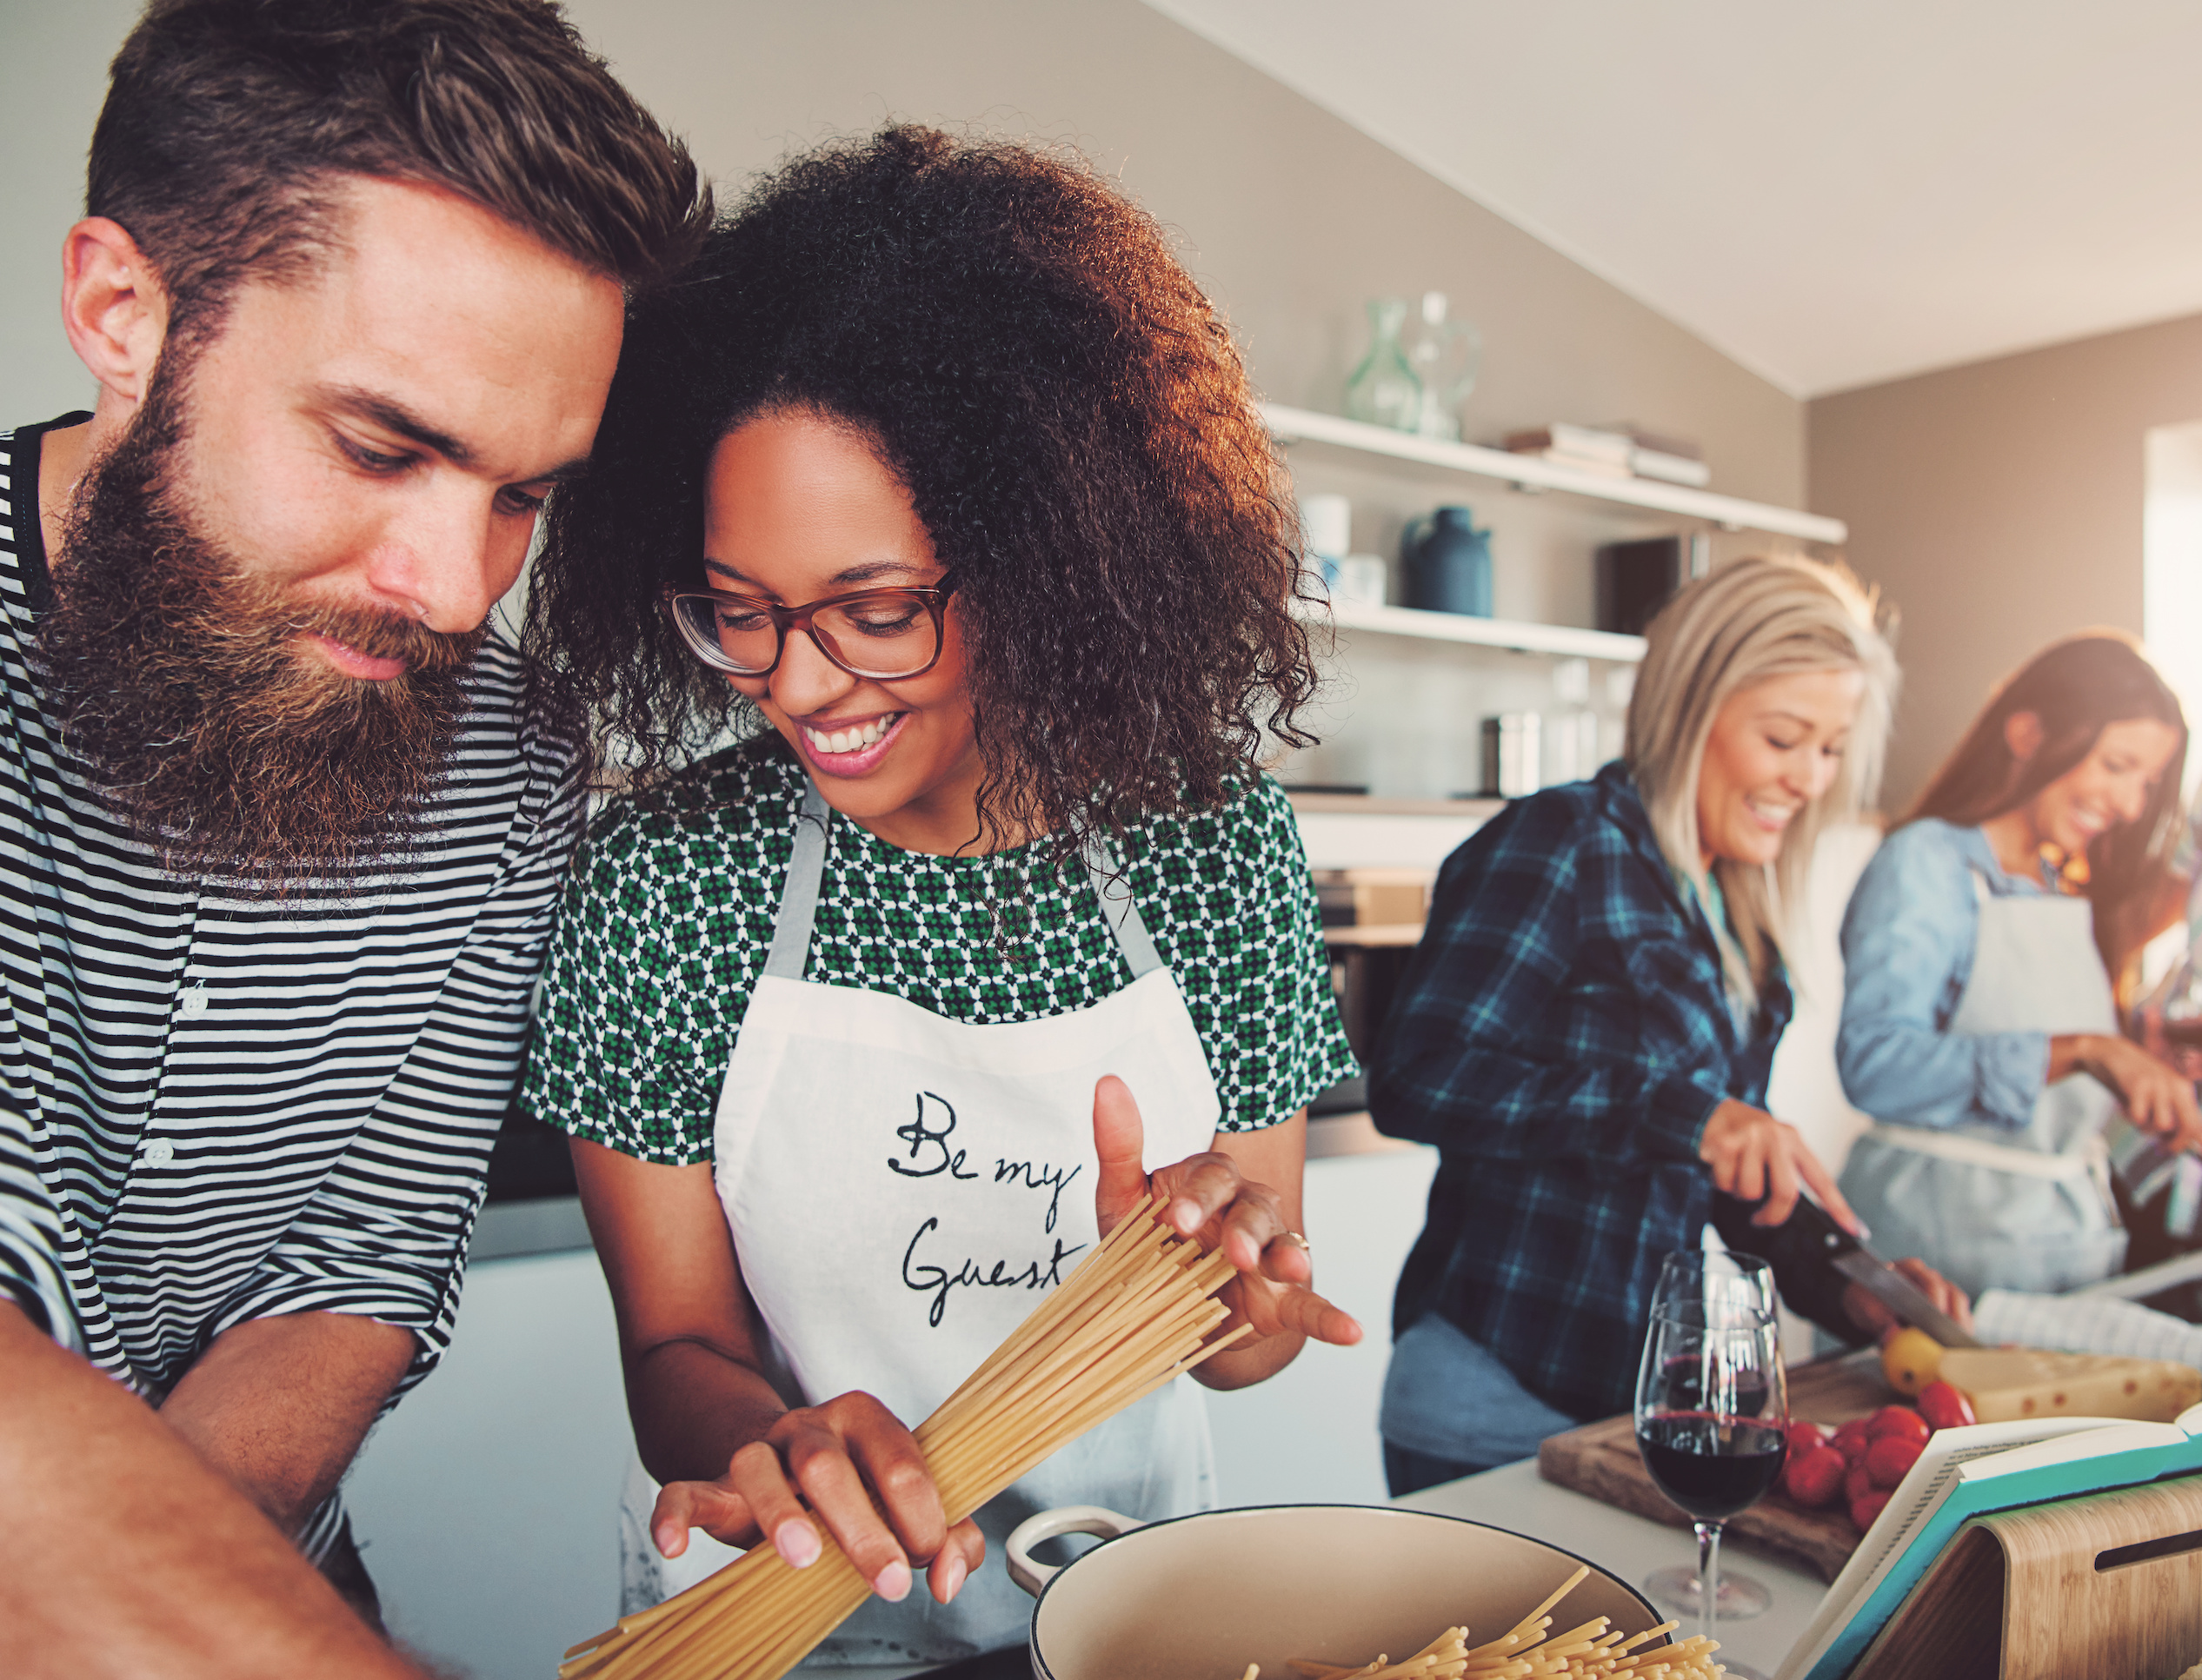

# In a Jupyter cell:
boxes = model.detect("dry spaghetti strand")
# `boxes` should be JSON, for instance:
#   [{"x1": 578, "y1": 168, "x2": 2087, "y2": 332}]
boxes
[
  {"x1": 1279, "y1": 1564, "x2": 1724, "y2": 1680},
  {"x1": 562, "y1": 1194, "x2": 1250, "y2": 1680}
]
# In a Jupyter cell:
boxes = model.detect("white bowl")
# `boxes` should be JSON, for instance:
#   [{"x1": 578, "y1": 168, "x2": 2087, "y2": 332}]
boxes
[{"x1": 1008, "y1": 1502, "x2": 1666, "y2": 1680}]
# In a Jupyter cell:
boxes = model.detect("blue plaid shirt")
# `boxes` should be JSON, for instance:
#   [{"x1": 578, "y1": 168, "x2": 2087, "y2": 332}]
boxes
[{"x1": 1370, "y1": 761, "x2": 1800, "y2": 1423}]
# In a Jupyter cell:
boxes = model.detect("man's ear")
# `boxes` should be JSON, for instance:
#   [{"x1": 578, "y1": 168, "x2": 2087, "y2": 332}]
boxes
[
  {"x1": 58, "y1": 217, "x2": 170, "y2": 412},
  {"x1": 2003, "y1": 709, "x2": 2045, "y2": 762}
]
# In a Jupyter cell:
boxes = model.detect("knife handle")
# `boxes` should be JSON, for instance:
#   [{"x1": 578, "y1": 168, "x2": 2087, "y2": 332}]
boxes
[{"x1": 1716, "y1": 1188, "x2": 1859, "y2": 1255}]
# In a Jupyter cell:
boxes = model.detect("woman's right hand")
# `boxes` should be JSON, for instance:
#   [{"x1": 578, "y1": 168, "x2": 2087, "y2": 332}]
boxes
[
  {"x1": 648, "y1": 1391, "x2": 986, "y2": 1607},
  {"x1": 2057, "y1": 1033, "x2": 2202, "y2": 1151},
  {"x1": 1697, "y1": 1099, "x2": 1860, "y2": 1231}
]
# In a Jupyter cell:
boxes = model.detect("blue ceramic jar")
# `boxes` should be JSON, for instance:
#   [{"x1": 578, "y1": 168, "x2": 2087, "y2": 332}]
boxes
[{"x1": 1401, "y1": 506, "x2": 1493, "y2": 617}]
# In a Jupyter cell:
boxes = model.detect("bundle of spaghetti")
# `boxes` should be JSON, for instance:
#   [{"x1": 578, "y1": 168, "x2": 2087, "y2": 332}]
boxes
[
  {"x1": 1281, "y1": 1564, "x2": 1726, "y2": 1680},
  {"x1": 562, "y1": 1193, "x2": 1251, "y2": 1680}
]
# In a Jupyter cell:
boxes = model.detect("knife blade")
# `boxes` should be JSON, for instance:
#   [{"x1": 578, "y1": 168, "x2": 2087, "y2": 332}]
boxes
[{"x1": 1827, "y1": 1249, "x2": 1981, "y2": 1348}]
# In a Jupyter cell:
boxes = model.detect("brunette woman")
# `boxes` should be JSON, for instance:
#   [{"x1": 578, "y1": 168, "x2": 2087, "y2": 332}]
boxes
[
  {"x1": 516, "y1": 129, "x2": 1360, "y2": 1667},
  {"x1": 1838, "y1": 632, "x2": 2202, "y2": 1298}
]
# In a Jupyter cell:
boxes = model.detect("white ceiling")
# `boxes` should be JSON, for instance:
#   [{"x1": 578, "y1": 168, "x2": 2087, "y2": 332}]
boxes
[{"x1": 1145, "y1": 0, "x2": 2202, "y2": 398}]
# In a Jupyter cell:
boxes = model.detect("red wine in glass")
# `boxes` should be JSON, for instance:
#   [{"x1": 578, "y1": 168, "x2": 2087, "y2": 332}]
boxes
[
  {"x1": 1636, "y1": 1252, "x2": 1787, "y2": 1679},
  {"x1": 1636, "y1": 1412, "x2": 1788, "y2": 1522}
]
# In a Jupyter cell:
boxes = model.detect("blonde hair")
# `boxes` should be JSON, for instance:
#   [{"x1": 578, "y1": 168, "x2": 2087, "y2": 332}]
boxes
[{"x1": 1626, "y1": 555, "x2": 1897, "y2": 1007}]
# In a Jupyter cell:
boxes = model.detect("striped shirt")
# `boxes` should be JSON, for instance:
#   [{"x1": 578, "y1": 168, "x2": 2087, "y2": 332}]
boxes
[{"x1": 0, "y1": 416, "x2": 587, "y2": 1557}]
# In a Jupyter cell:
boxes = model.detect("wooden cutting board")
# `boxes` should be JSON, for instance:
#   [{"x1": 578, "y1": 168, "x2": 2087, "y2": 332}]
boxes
[{"x1": 1538, "y1": 1356, "x2": 1893, "y2": 1584}]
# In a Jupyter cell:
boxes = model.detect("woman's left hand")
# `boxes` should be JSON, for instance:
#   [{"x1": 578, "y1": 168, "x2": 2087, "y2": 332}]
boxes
[
  {"x1": 1841, "y1": 1257, "x2": 1974, "y2": 1342},
  {"x1": 1091, "y1": 1075, "x2": 1362, "y2": 1350}
]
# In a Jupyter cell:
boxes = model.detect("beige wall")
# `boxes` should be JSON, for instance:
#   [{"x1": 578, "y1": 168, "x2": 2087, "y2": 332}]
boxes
[
  {"x1": 2, "y1": 0, "x2": 1801, "y2": 506},
  {"x1": 1808, "y1": 310, "x2": 2202, "y2": 809},
  {"x1": 575, "y1": 0, "x2": 1808, "y2": 506}
]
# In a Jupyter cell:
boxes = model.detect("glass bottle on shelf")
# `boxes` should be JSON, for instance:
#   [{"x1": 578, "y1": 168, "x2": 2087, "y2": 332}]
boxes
[
  {"x1": 1344, "y1": 296, "x2": 1420, "y2": 434},
  {"x1": 1405, "y1": 290, "x2": 1481, "y2": 442}
]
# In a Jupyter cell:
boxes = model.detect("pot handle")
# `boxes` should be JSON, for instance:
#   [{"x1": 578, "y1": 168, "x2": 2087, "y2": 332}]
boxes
[{"x1": 1005, "y1": 1504, "x2": 1143, "y2": 1599}]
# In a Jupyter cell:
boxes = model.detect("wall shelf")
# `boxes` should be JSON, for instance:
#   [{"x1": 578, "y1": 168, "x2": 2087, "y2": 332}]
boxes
[
  {"x1": 1263, "y1": 402, "x2": 1847, "y2": 546},
  {"x1": 1305, "y1": 597, "x2": 1647, "y2": 662}
]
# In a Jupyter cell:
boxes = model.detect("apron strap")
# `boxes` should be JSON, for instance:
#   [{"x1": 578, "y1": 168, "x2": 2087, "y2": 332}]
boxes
[
  {"x1": 763, "y1": 780, "x2": 1165, "y2": 982},
  {"x1": 1081, "y1": 842, "x2": 1164, "y2": 980},
  {"x1": 762, "y1": 780, "x2": 833, "y2": 981},
  {"x1": 1866, "y1": 1121, "x2": 2107, "y2": 1184}
]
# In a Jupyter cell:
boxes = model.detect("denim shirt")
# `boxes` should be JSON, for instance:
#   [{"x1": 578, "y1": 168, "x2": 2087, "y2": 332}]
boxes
[{"x1": 1835, "y1": 819, "x2": 2059, "y2": 1132}]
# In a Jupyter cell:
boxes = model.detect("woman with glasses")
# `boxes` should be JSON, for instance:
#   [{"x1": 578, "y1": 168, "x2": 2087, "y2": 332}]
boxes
[{"x1": 516, "y1": 128, "x2": 1360, "y2": 1670}]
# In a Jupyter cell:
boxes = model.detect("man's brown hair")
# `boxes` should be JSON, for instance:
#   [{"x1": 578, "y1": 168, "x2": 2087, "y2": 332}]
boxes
[{"x1": 88, "y1": 0, "x2": 711, "y2": 345}]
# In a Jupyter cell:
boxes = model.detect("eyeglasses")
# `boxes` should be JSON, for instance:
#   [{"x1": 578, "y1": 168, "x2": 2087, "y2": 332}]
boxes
[{"x1": 660, "y1": 575, "x2": 958, "y2": 681}]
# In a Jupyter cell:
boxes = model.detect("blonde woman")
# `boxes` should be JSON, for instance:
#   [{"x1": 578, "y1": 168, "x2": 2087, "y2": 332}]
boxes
[{"x1": 1369, "y1": 556, "x2": 1969, "y2": 1494}]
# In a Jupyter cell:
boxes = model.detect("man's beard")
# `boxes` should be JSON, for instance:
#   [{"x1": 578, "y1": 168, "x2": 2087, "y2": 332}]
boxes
[{"x1": 38, "y1": 379, "x2": 485, "y2": 889}]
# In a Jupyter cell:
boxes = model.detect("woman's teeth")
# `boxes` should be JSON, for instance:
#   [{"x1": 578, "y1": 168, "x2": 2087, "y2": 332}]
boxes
[
  {"x1": 804, "y1": 714, "x2": 899, "y2": 755},
  {"x1": 1746, "y1": 795, "x2": 1799, "y2": 826}
]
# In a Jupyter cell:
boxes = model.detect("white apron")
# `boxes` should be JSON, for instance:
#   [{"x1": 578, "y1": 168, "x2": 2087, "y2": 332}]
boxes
[
  {"x1": 1839, "y1": 868, "x2": 2125, "y2": 1298},
  {"x1": 617, "y1": 782, "x2": 1222, "y2": 1667}
]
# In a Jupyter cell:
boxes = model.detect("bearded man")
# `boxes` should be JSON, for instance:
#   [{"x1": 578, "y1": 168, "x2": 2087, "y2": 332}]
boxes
[{"x1": 0, "y1": 3, "x2": 708, "y2": 1674}]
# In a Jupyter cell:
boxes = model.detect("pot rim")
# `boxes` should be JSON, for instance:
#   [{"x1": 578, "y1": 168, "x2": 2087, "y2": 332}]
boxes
[{"x1": 1022, "y1": 1501, "x2": 1666, "y2": 1680}]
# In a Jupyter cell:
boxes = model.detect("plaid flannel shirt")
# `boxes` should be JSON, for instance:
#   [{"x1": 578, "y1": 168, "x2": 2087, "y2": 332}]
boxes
[{"x1": 1370, "y1": 760, "x2": 1834, "y2": 1424}]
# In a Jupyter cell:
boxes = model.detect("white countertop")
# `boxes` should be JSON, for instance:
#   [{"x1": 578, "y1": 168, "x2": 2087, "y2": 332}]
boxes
[{"x1": 1398, "y1": 1458, "x2": 1827, "y2": 1677}]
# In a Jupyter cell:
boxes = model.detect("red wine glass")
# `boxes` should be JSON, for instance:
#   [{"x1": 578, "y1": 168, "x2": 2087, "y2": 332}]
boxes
[{"x1": 1634, "y1": 1258, "x2": 1787, "y2": 1678}]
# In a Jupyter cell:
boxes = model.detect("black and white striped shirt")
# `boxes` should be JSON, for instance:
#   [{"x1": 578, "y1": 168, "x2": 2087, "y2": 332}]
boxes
[{"x1": 0, "y1": 416, "x2": 587, "y2": 1556}]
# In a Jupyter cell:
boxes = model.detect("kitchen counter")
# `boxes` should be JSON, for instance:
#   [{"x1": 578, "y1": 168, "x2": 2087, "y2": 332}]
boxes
[{"x1": 1400, "y1": 1459, "x2": 1825, "y2": 1676}]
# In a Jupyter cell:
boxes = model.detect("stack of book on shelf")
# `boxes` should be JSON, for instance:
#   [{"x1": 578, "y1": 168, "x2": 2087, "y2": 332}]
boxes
[
  {"x1": 1775, "y1": 1400, "x2": 2202, "y2": 1680},
  {"x1": 1501, "y1": 423, "x2": 1712, "y2": 488}
]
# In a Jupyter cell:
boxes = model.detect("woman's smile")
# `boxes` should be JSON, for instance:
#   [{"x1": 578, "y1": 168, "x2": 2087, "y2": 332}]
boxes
[
  {"x1": 1742, "y1": 792, "x2": 1802, "y2": 833},
  {"x1": 796, "y1": 708, "x2": 908, "y2": 773}
]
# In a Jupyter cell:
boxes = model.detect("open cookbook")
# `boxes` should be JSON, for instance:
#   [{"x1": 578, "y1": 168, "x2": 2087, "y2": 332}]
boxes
[{"x1": 1775, "y1": 1401, "x2": 2202, "y2": 1680}]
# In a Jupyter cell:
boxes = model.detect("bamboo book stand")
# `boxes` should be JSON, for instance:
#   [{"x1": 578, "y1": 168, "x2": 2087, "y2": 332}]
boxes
[{"x1": 1849, "y1": 1473, "x2": 2202, "y2": 1680}]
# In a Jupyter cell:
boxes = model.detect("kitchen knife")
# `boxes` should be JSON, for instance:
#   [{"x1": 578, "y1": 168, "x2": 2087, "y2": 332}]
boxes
[{"x1": 1780, "y1": 1193, "x2": 1982, "y2": 1348}]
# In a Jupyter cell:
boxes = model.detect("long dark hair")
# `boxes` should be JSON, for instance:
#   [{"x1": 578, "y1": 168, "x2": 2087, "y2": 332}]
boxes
[
  {"x1": 1904, "y1": 631, "x2": 2187, "y2": 974},
  {"x1": 525, "y1": 124, "x2": 1321, "y2": 852}
]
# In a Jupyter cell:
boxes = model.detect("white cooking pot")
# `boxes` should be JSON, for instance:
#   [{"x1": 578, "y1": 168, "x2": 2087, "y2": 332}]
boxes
[{"x1": 1006, "y1": 1502, "x2": 1666, "y2": 1680}]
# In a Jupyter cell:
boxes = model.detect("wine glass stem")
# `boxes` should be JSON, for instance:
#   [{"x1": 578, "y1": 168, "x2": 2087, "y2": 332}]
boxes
[{"x1": 1694, "y1": 1520, "x2": 1721, "y2": 1643}]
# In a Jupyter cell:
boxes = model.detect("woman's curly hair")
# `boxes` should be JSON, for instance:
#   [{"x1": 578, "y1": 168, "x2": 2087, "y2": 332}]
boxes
[{"x1": 524, "y1": 123, "x2": 1321, "y2": 850}]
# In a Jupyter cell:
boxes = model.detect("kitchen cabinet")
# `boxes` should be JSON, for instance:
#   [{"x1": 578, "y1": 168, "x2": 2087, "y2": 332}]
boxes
[
  {"x1": 1206, "y1": 1123, "x2": 1438, "y2": 1508},
  {"x1": 344, "y1": 1245, "x2": 629, "y2": 1680}
]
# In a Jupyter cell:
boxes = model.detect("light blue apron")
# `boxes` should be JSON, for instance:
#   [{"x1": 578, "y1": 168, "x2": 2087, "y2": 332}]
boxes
[{"x1": 1839, "y1": 869, "x2": 2125, "y2": 1298}]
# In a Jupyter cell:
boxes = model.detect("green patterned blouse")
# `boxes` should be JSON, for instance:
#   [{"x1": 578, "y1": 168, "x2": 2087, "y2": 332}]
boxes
[{"x1": 522, "y1": 737, "x2": 1357, "y2": 1164}]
